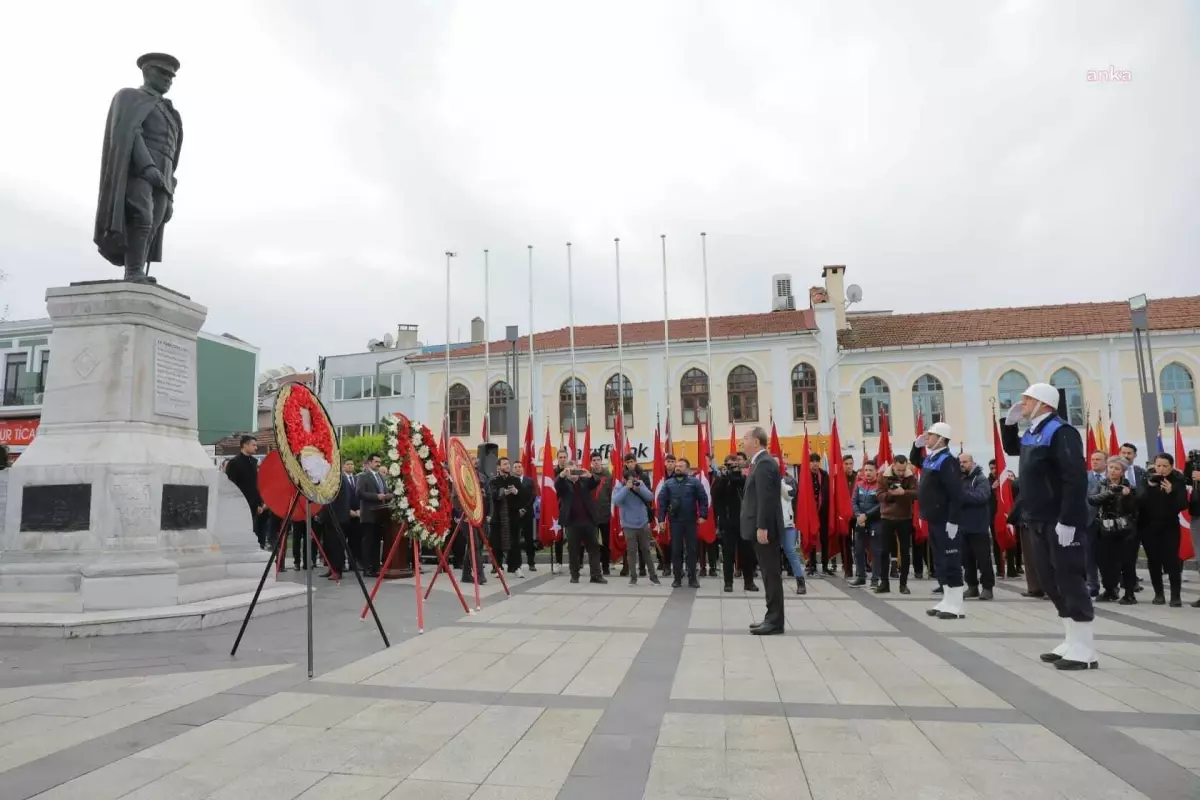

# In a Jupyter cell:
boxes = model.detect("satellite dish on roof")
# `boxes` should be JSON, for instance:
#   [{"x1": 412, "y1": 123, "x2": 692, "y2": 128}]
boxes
[
  {"x1": 846, "y1": 284, "x2": 863, "y2": 304},
  {"x1": 367, "y1": 339, "x2": 380, "y2": 350},
  {"x1": 383, "y1": 332, "x2": 394, "y2": 348}
]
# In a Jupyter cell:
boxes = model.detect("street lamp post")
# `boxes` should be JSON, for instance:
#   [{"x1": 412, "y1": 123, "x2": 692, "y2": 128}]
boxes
[
  {"x1": 1129, "y1": 294, "x2": 1160, "y2": 457},
  {"x1": 373, "y1": 353, "x2": 409, "y2": 429},
  {"x1": 506, "y1": 326, "x2": 520, "y2": 464}
]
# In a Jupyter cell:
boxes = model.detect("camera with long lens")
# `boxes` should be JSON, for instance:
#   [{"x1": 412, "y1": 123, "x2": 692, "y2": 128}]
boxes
[{"x1": 1187, "y1": 449, "x2": 1200, "y2": 479}]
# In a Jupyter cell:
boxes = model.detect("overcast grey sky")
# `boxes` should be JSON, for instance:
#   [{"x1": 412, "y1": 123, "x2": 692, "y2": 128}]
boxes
[{"x1": 1, "y1": 1, "x2": 1196, "y2": 370}]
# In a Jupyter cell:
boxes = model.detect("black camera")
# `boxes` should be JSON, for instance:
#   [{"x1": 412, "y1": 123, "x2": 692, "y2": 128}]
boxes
[
  {"x1": 1187, "y1": 449, "x2": 1200, "y2": 478},
  {"x1": 888, "y1": 479, "x2": 902, "y2": 490},
  {"x1": 1148, "y1": 473, "x2": 1163, "y2": 486},
  {"x1": 623, "y1": 468, "x2": 639, "y2": 482}
]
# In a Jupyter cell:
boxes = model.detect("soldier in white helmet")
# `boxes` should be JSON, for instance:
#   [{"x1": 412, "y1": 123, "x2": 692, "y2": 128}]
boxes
[
  {"x1": 915, "y1": 422, "x2": 967, "y2": 620},
  {"x1": 1001, "y1": 382, "x2": 1095, "y2": 670}
]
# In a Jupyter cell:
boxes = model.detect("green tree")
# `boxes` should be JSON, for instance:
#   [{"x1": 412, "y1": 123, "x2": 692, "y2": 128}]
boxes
[{"x1": 340, "y1": 433, "x2": 385, "y2": 469}]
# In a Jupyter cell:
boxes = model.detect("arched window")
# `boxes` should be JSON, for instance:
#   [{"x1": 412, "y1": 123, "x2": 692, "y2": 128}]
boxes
[
  {"x1": 448, "y1": 383, "x2": 470, "y2": 436},
  {"x1": 791, "y1": 363, "x2": 818, "y2": 422},
  {"x1": 727, "y1": 366, "x2": 759, "y2": 423},
  {"x1": 559, "y1": 377, "x2": 587, "y2": 433},
  {"x1": 604, "y1": 373, "x2": 633, "y2": 429},
  {"x1": 488, "y1": 381, "x2": 511, "y2": 437},
  {"x1": 1161, "y1": 362, "x2": 1198, "y2": 426},
  {"x1": 680, "y1": 368, "x2": 709, "y2": 425},
  {"x1": 1050, "y1": 367, "x2": 1084, "y2": 426},
  {"x1": 997, "y1": 370, "x2": 1029, "y2": 414},
  {"x1": 912, "y1": 374, "x2": 945, "y2": 427},
  {"x1": 859, "y1": 377, "x2": 891, "y2": 435}
]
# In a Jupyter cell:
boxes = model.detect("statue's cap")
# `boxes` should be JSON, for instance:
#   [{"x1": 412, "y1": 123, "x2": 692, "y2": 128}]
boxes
[{"x1": 136, "y1": 52, "x2": 180, "y2": 75}]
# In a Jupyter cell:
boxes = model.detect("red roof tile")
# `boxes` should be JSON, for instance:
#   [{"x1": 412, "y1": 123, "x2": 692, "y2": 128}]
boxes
[
  {"x1": 409, "y1": 310, "x2": 817, "y2": 362},
  {"x1": 837, "y1": 295, "x2": 1200, "y2": 350}
]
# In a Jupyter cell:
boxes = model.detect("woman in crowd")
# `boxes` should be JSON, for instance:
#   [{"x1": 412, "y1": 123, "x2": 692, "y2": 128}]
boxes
[
  {"x1": 777, "y1": 456, "x2": 807, "y2": 595},
  {"x1": 1088, "y1": 456, "x2": 1139, "y2": 604}
]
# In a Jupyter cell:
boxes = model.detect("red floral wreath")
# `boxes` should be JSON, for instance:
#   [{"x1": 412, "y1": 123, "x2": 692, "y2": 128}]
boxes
[
  {"x1": 282, "y1": 388, "x2": 334, "y2": 458},
  {"x1": 382, "y1": 413, "x2": 452, "y2": 547}
]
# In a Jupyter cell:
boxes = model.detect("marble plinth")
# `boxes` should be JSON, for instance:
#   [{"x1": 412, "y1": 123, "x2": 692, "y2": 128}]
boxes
[{"x1": 0, "y1": 282, "x2": 288, "y2": 626}]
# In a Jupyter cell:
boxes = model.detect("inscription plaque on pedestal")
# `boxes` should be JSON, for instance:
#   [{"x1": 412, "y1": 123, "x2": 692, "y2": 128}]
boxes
[
  {"x1": 21, "y1": 484, "x2": 92, "y2": 532},
  {"x1": 161, "y1": 484, "x2": 208, "y2": 530},
  {"x1": 153, "y1": 338, "x2": 192, "y2": 419},
  {"x1": 110, "y1": 475, "x2": 155, "y2": 536}
]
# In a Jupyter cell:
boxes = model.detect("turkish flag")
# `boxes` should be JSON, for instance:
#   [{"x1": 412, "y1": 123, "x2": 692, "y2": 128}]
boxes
[
  {"x1": 826, "y1": 419, "x2": 852, "y2": 556},
  {"x1": 768, "y1": 419, "x2": 782, "y2": 462},
  {"x1": 652, "y1": 425, "x2": 670, "y2": 547},
  {"x1": 697, "y1": 416, "x2": 716, "y2": 545},
  {"x1": 991, "y1": 416, "x2": 1016, "y2": 552},
  {"x1": 1086, "y1": 424, "x2": 1097, "y2": 465},
  {"x1": 729, "y1": 424, "x2": 737, "y2": 460},
  {"x1": 521, "y1": 414, "x2": 535, "y2": 477},
  {"x1": 877, "y1": 408, "x2": 893, "y2": 465},
  {"x1": 1108, "y1": 422, "x2": 1121, "y2": 456},
  {"x1": 1175, "y1": 423, "x2": 1194, "y2": 562},
  {"x1": 913, "y1": 411, "x2": 929, "y2": 544},
  {"x1": 609, "y1": 409, "x2": 627, "y2": 561},
  {"x1": 797, "y1": 429, "x2": 821, "y2": 555},
  {"x1": 583, "y1": 423, "x2": 591, "y2": 464},
  {"x1": 538, "y1": 428, "x2": 561, "y2": 546}
]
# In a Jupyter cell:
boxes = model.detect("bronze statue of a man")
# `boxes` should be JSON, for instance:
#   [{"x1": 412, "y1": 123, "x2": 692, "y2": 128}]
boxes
[{"x1": 94, "y1": 53, "x2": 183, "y2": 282}]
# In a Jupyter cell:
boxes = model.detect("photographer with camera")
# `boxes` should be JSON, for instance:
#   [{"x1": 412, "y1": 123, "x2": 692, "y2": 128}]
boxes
[
  {"x1": 555, "y1": 459, "x2": 606, "y2": 584},
  {"x1": 1138, "y1": 453, "x2": 1188, "y2": 607},
  {"x1": 1087, "y1": 456, "x2": 1140, "y2": 604},
  {"x1": 1188, "y1": 450, "x2": 1200, "y2": 607},
  {"x1": 612, "y1": 462, "x2": 660, "y2": 586},
  {"x1": 589, "y1": 454, "x2": 616, "y2": 576},
  {"x1": 879, "y1": 454, "x2": 918, "y2": 594},
  {"x1": 959, "y1": 453, "x2": 996, "y2": 601},
  {"x1": 713, "y1": 453, "x2": 759, "y2": 593},
  {"x1": 656, "y1": 456, "x2": 709, "y2": 588}
]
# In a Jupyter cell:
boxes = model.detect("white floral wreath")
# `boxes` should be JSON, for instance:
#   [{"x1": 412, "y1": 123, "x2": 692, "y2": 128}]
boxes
[{"x1": 381, "y1": 414, "x2": 451, "y2": 548}]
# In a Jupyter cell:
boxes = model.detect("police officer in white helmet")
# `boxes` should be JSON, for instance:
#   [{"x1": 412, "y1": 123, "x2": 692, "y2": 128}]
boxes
[
  {"x1": 915, "y1": 422, "x2": 967, "y2": 620},
  {"x1": 1001, "y1": 382, "x2": 1095, "y2": 670}
]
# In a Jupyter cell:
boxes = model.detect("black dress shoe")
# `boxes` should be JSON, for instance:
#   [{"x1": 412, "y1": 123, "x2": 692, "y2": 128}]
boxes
[
  {"x1": 1039, "y1": 652, "x2": 1062, "y2": 663},
  {"x1": 746, "y1": 583, "x2": 760, "y2": 592},
  {"x1": 320, "y1": 570, "x2": 333, "y2": 578},
  {"x1": 1055, "y1": 658, "x2": 1099, "y2": 671},
  {"x1": 591, "y1": 576, "x2": 608, "y2": 584},
  {"x1": 752, "y1": 625, "x2": 784, "y2": 636},
  {"x1": 749, "y1": 621, "x2": 763, "y2": 630},
  {"x1": 724, "y1": 584, "x2": 734, "y2": 593},
  {"x1": 687, "y1": 578, "x2": 700, "y2": 588}
]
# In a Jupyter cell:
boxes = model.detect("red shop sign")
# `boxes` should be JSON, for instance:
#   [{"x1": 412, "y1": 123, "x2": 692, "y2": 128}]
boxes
[{"x1": 0, "y1": 419, "x2": 40, "y2": 447}]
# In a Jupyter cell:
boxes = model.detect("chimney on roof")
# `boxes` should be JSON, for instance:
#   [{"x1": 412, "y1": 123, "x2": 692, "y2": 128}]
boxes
[
  {"x1": 395, "y1": 324, "x2": 419, "y2": 349},
  {"x1": 470, "y1": 316, "x2": 485, "y2": 343},
  {"x1": 821, "y1": 265, "x2": 849, "y2": 330},
  {"x1": 770, "y1": 274, "x2": 796, "y2": 312}
]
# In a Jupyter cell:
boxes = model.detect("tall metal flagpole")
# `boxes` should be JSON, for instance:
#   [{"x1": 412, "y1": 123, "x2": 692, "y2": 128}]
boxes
[
  {"x1": 701, "y1": 233, "x2": 713, "y2": 452},
  {"x1": 528, "y1": 245, "x2": 536, "y2": 426},
  {"x1": 445, "y1": 252, "x2": 456, "y2": 435},
  {"x1": 483, "y1": 249, "x2": 491, "y2": 439},
  {"x1": 567, "y1": 243, "x2": 579, "y2": 456},
  {"x1": 615, "y1": 238, "x2": 625, "y2": 449},
  {"x1": 660, "y1": 235, "x2": 670, "y2": 436}
]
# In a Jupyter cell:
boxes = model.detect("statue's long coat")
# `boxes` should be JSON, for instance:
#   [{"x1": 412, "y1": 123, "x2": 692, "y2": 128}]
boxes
[{"x1": 93, "y1": 88, "x2": 183, "y2": 267}]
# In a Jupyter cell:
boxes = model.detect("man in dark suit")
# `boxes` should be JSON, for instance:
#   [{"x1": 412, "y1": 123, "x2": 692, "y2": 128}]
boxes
[
  {"x1": 356, "y1": 454, "x2": 392, "y2": 577},
  {"x1": 223, "y1": 435, "x2": 266, "y2": 548},
  {"x1": 319, "y1": 459, "x2": 361, "y2": 579},
  {"x1": 513, "y1": 462, "x2": 538, "y2": 571},
  {"x1": 556, "y1": 459, "x2": 606, "y2": 584},
  {"x1": 741, "y1": 427, "x2": 785, "y2": 635}
]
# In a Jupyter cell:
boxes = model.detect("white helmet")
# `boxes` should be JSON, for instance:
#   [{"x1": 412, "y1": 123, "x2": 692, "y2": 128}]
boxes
[
  {"x1": 927, "y1": 422, "x2": 953, "y2": 440},
  {"x1": 1022, "y1": 382, "x2": 1059, "y2": 410}
]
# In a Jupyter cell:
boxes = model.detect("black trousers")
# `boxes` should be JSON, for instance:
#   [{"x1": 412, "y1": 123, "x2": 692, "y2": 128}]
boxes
[
  {"x1": 554, "y1": 538, "x2": 565, "y2": 565},
  {"x1": 321, "y1": 517, "x2": 346, "y2": 571},
  {"x1": 882, "y1": 518, "x2": 913, "y2": 583},
  {"x1": 754, "y1": 536, "x2": 785, "y2": 628},
  {"x1": 929, "y1": 522, "x2": 963, "y2": 588},
  {"x1": 567, "y1": 524, "x2": 602, "y2": 579},
  {"x1": 962, "y1": 531, "x2": 995, "y2": 589},
  {"x1": 703, "y1": 539, "x2": 720, "y2": 573},
  {"x1": 1028, "y1": 520, "x2": 1093, "y2": 621},
  {"x1": 506, "y1": 523, "x2": 524, "y2": 572},
  {"x1": 805, "y1": 526, "x2": 831, "y2": 570},
  {"x1": 722, "y1": 524, "x2": 757, "y2": 588},
  {"x1": 522, "y1": 517, "x2": 536, "y2": 568},
  {"x1": 913, "y1": 536, "x2": 928, "y2": 577},
  {"x1": 1097, "y1": 530, "x2": 1138, "y2": 596},
  {"x1": 361, "y1": 519, "x2": 384, "y2": 572},
  {"x1": 1142, "y1": 523, "x2": 1182, "y2": 597},
  {"x1": 597, "y1": 522, "x2": 612, "y2": 571},
  {"x1": 670, "y1": 521, "x2": 699, "y2": 580},
  {"x1": 291, "y1": 519, "x2": 313, "y2": 568}
]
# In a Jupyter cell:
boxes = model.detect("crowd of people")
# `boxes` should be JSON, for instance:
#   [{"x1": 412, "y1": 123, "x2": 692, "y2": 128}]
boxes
[{"x1": 222, "y1": 383, "x2": 1200, "y2": 647}]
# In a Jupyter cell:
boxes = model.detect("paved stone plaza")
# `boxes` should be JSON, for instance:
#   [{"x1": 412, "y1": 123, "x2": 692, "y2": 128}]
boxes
[{"x1": 2, "y1": 566, "x2": 1199, "y2": 799}]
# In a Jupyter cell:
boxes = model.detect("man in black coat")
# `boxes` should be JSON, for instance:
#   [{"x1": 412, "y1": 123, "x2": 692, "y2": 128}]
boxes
[
  {"x1": 556, "y1": 460, "x2": 605, "y2": 584},
  {"x1": 1002, "y1": 382, "x2": 1093, "y2": 670},
  {"x1": 741, "y1": 427, "x2": 785, "y2": 635},
  {"x1": 318, "y1": 459, "x2": 360, "y2": 579},
  {"x1": 490, "y1": 457, "x2": 530, "y2": 577},
  {"x1": 713, "y1": 452, "x2": 758, "y2": 593},
  {"x1": 223, "y1": 435, "x2": 266, "y2": 548},
  {"x1": 513, "y1": 461, "x2": 538, "y2": 571}
]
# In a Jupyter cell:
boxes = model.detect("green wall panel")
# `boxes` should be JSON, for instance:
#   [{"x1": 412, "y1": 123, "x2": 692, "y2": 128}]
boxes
[{"x1": 196, "y1": 338, "x2": 256, "y2": 445}]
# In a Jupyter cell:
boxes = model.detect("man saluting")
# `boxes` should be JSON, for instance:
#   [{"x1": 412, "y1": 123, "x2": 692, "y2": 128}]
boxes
[{"x1": 1002, "y1": 382, "x2": 1094, "y2": 670}]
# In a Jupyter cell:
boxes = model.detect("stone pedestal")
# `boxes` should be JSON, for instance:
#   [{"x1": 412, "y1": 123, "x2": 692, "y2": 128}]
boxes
[{"x1": 0, "y1": 282, "x2": 304, "y2": 632}]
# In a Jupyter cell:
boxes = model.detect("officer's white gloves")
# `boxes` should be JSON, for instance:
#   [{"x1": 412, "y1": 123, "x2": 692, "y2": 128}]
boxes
[
  {"x1": 1055, "y1": 523, "x2": 1075, "y2": 547},
  {"x1": 946, "y1": 522, "x2": 959, "y2": 540}
]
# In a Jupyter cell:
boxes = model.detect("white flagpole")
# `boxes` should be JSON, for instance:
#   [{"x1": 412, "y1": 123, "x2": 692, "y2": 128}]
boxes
[
  {"x1": 444, "y1": 251, "x2": 457, "y2": 434},
  {"x1": 615, "y1": 238, "x2": 625, "y2": 448},
  {"x1": 483, "y1": 249, "x2": 490, "y2": 440},
  {"x1": 527, "y1": 244, "x2": 536, "y2": 427},
  {"x1": 701, "y1": 232, "x2": 713, "y2": 446},
  {"x1": 567, "y1": 242, "x2": 579, "y2": 445},
  {"x1": 660, "y1": 235, "x2": 670, "y2": 433}
]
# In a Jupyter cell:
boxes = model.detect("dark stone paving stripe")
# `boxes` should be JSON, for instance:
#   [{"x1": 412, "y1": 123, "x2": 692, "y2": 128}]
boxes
[
  {"x1": 669, "y1": 698, "x2": 1031, "y2": 724},
  {"x1": 992, "y1": 581, "x2": 1200, "y2": 645},
  {"x1": 848, "y1": 584, "x2": 1200, "y2": 799},
  {"x1": 296, "y1": 680, "x2": 610, "y2": 709},
  {"x1": 2, "y1": 718, "x2": 191, "y2": 800},
  {"x1": 557, "y1": 582, "x2": 697, "y2": 800}
]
